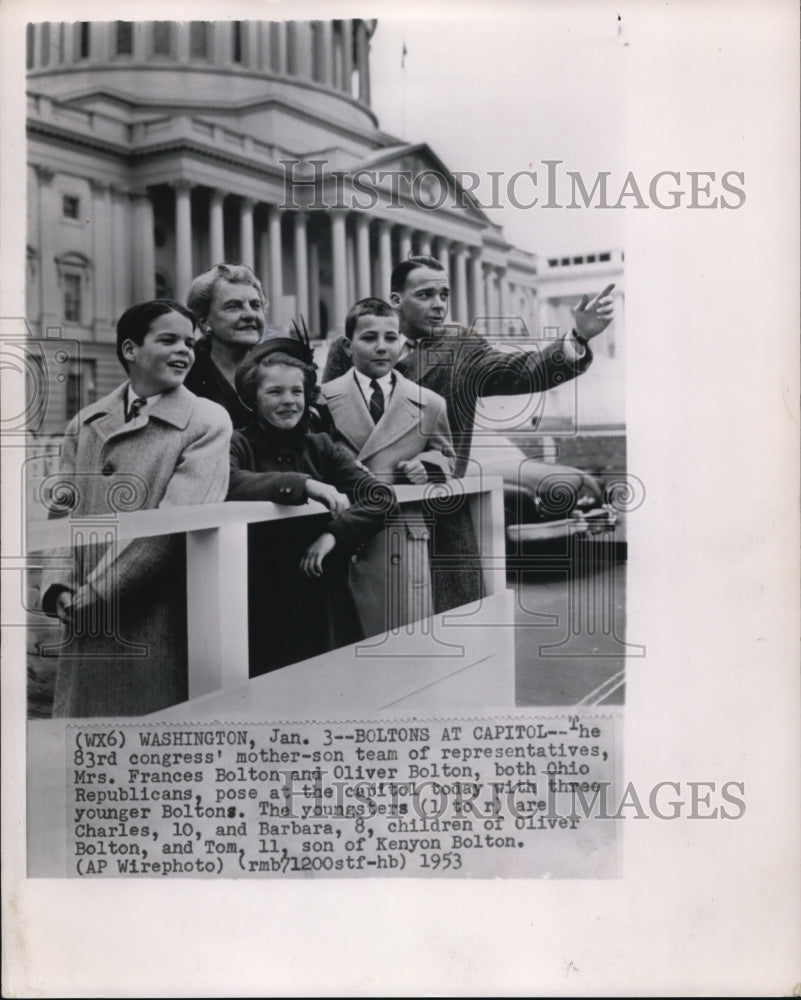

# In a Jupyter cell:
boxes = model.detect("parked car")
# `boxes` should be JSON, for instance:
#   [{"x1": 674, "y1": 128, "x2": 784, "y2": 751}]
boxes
[{"x1": 467, "y1": 436, "x2": 616, "y2": 546}]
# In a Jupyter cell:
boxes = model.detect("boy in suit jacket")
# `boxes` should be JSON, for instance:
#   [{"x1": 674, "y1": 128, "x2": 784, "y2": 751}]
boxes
[
  {"x1": 321, "y1": 298, "x2": 455, "y2": 636},
  {"x1": 40, "y1": 299, "x2": 232, "y2": 717}
]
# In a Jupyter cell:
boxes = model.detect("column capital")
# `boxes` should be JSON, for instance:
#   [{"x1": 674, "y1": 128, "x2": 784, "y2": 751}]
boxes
[
  {"x1": 240, "y1": 195, "x2": 256, "y2": 211},
  {"x1": 172, "y1": 179, "x2": 195, "y2": 194},
  {"x1": 33, "y1": 164, "x2": 55, "y2": 184},
  {"x1": 209, "y1": 188, "x2": 226, "y2": 206},
  {"x1": 89, "y1": 179, "x2": 110, "y2": 196}
]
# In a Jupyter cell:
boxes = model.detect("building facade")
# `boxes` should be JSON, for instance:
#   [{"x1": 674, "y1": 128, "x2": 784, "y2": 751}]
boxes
[{"x1": 26, "y1": 19, "x2": 624, "y2": 434}]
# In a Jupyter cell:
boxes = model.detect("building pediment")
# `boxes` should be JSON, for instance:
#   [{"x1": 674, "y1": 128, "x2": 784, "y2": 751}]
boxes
[{"x1": 303, "y1": 142, "x2": 492, "y2": 229}]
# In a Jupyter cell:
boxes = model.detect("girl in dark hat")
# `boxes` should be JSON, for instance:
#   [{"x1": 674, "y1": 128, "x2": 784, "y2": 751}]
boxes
[{"x1": 227, "y1": 331, "x2": 397, "y2": 676}]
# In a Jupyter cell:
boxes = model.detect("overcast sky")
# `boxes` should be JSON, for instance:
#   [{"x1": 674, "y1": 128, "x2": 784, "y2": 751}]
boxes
[{"x1": 368, "y1": 7, "x2": 628, "y2": 258}]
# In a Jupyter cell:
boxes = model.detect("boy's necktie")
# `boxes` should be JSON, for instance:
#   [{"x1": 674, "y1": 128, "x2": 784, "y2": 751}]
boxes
[
  {"x1": 127, "y1": 397, "x2": 147, "y2": 422},
  {"x1": 369, "y1": 380, "x2": 385, "y2": 423}
]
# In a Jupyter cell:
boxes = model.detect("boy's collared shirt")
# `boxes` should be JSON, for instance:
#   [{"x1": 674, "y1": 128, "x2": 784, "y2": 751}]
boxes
[
  {"x1": 351, "y1": 368, "x2": 395, "y2": 415},
  {"x1": 124, "y1": 383, "x2": 163, "y2": 422}
]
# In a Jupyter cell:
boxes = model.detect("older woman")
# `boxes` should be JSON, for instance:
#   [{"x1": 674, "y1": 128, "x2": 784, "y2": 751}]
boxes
[
  {"x1": 184, "y1": 262, "x2": 267, "y2": 427},
  {"x1": 228, "y1": 336, "x2": 397, "y2": 676}
]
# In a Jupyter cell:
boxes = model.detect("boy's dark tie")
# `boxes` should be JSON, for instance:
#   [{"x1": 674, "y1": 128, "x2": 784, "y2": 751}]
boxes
[
  {"x1": 127, "y1": 397, "x2": 146, "y2": 422},
  {"x1": 369, "y1": 379, "x2": 385, "y2": 423}
]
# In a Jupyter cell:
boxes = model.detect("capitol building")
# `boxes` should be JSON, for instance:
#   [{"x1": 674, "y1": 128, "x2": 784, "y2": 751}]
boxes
[{"x1": 25, "y1": 19, "x2": 624, "y2": 435}]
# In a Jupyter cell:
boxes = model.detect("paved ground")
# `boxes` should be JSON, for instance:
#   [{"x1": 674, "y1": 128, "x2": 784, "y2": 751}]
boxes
[{"x1": 512, "y1": 538, "x2": 629, "y2": 706}]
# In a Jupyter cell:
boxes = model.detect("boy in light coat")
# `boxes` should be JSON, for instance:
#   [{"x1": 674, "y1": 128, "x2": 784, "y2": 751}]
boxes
[
  {"x1": 40, "y1": 299, "x2": 232, "y2": 717},
  {"x1": 321, "y1": 298, "x2": 454, "y2": 636}
]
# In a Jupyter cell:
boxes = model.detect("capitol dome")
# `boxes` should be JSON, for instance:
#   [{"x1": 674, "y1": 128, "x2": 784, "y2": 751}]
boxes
[{"x1": 27, "y1": 20, "x2": 379, "y2": 134}]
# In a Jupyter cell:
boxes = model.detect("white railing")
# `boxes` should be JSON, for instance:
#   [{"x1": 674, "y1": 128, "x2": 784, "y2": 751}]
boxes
[{"x1": 28, "y1": 478, "x2": 512, "y2": 710}]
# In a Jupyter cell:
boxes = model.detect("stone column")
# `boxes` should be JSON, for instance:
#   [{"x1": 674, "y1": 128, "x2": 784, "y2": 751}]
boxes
[
  {"x1": 293, "y1": 212, "x2": 309, "y2": 320},
  {"x1": 61, "y1": 21, "x2": 76, "y2": 62},
  {"x1": 273, "y1": 22, "x2": 287, "y2": 74},
  {"x1": 418, "y1": 233, "x2": 432, "y2": 256},
  {"x1": 174, "y1": 181, "x2": 194, "y2": 302},
  {"x1": 209, "y1": 189, "x2": 225, "y2": 265},
  {"x1": 175, "y1": 22, "x2": 190, "y2": 62},
  {"x1": 484, "y1": 266, "x2": 497, "y2": 332},
  {"x1": 341, "y1": 19, "x2": 353, "y2": 94},
  {"x1": 308, "y1": 241, "x2": 321, "y2": 337},
  {"x1": 398, "y1": 225, "x2": 412, "y2": 262},
  {"x1": 239, "y1": 197, "x2": 255, "y2": 269},
  {"x1": 469, "y1": 249, "x2": 485, "y2": 328},
  {"x1": 89, "y1": 22, "x2": 108, "y2": 61},
  {"x1": 258, "y1": 227, "x2": 270, "y2": 296},
  {"x1": 131, "y1": 190, "x2": 155, "y2": 301},
  {"x1": 292, "y1": 21, "x2": 313, "y2": 77},
  {"x1": 452, "y1": 244, "x2": 468, "y2": 326},
  {"x1": 356, "y1": 20, "x2": 370, "y2": 104},
  {"x1": 319, "y1": 20, "x2": 333, "y2": 86},
  {"x1": 35, "y1": 166, "x2": 59, "y2": 328},
  {"x1": 346, "y1": 231, "x2": 356, "y2": 305},
  {"x1": 268, "y1": 205, "x2": 284, "y2": 326},
  {"x1": 131, "y1": 21, "x2": 146, "y2": 61},
  {"x1": 507, "y1": 280, "x2": 520, "y2": 336},
  {"x1": 436, "y1": 237, "x2": 450, "y2": 282},
  {"x1": 354, "y1": 214, "x2": 371, "y2": 299},
  {"x1": 527, "y1": 286, "x2": 539, "y2": 338},
  {"x1": 257, "y1": 23, "x2": 271, "y2": 70},
  {"x1": 377, "y1": 220, "x2": 392, "y2": 299},
  {"x1": 371, "y1": 254, "x2": 382, "y2": 303},
  {"x1": 213, "y1": 21, "x2": 228, "y2": 65},
  {"x1": 110, "y1": 185, "x2": 132, "y2": 319},
  {"x1": 330, "y1": 210, "x2": 348, "y2": 335},
  {"x1": 90, "y1": 180, "x2": 113, "y2": 334},
  {"x1": 245, "y1": 21, "x2": 259, "y2": 68},
  {"x1": 498, "y1": 269, "x2": 511, "y2": 334}
]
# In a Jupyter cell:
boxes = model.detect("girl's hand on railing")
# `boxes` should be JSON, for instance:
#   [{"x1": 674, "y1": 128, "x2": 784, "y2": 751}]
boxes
[
  {"x1": 300, "y1": 532, "x2": 337, "y2": 578},
  {"x1": 305, "y1": 479, "x2": 350, "y2": 515}
]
